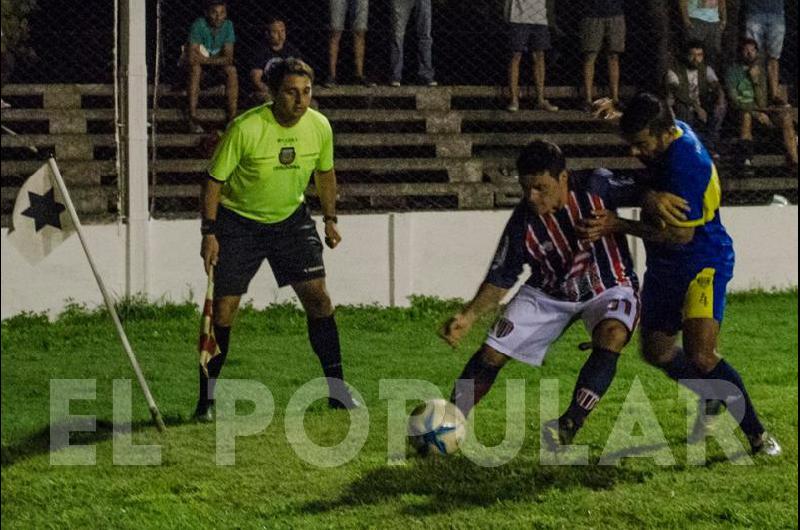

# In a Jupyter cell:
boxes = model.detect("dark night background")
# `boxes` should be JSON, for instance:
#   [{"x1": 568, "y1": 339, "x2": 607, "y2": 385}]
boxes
[{"x1": 12, "y1": 0, "x2": 799, "y2": 94}]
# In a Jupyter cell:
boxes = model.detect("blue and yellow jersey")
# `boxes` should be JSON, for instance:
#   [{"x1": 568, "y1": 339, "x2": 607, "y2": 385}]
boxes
[{"x1": 644, "y1": 121, "x2": 735, "y2": 274}]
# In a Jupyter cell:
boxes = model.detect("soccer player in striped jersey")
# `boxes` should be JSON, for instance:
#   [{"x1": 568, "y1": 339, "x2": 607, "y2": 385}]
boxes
[
  {"x1": 440, "y1": 140, "x2": 640, "y2": 449},
  {"x1": 581, "y1": 92, "x2": 780, "y2": 456}
]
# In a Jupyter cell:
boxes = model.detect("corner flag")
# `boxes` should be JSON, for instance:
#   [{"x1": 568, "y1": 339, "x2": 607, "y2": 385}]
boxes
[{"x1": 8, "y1": 163, "x2": 75, "y2": 264}]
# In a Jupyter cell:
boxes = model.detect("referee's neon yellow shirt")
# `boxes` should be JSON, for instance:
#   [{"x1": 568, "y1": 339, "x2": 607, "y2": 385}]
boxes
[{"x1": 208, "y1": 103, "x2": 334, "y2": 224}]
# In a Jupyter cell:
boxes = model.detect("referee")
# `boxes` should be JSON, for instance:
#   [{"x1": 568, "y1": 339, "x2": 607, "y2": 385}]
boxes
[{"x1": 196, "y1": 58, "x2": 358, "y2": 420}]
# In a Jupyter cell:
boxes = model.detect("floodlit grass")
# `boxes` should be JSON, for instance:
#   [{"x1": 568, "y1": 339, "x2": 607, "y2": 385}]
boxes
[{"x1": 2, "y1": 292, "x2": 797, "y2": 529}]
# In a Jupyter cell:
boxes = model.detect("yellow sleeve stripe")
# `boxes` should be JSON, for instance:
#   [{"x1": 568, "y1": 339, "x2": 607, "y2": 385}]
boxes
[{"x1": 669, "y1": 163, "x2": 722, "y2": 228}]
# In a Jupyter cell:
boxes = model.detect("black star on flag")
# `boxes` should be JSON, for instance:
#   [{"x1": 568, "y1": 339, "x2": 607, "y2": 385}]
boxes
[{"x1": 22, "y1": 188, "x2": 66, "y2": 232}]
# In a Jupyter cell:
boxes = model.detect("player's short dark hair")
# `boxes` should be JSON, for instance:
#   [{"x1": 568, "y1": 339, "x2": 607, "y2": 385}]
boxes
[
  {"x1": 206, "y1": 0, "x2": 226, "y2": 9},
  {"x1": 265, "y1": 58, "x2": 315, "y2": 94},
  {"x1": 684, "y1": 39, "x2": 705, "y2": 53},
  {"x1": 620, "y1": 92, "x2": 675, "y2": 137},
  {"x1": 516, "y1": 140, "x2": 566, "y2": 180},
  {"x1": 739, "y1": 37, "x2": 759, "y2": 52}
]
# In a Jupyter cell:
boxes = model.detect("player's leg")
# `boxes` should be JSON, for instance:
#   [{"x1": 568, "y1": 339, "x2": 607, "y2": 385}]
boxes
[
  {"x1": 450, "y1": 344, "x2": 511, "y2": 417},
  {"x1": 195, "y1": 294, "x2": 242, "y2": 418},
  {"x1": 681, "y1": 268, "x2": 779, "y2": 455},
  {"x1": 223, "y1": 64, "x2": 238, "y2": 122},
  {"x1": 639, "y1": 270, "x2": 704, "y2": 384},
  {"x1": 545, "y1": 287, "x2": 637, "y2": 447},
  {"x1": 452, "y1": 286, "x2": 570, "y2": 417}
]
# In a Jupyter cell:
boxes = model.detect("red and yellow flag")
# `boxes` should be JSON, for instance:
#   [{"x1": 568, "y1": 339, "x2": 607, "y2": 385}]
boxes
[{"x1": 198, "y1": 266, "x2": 220, "y2": 377}]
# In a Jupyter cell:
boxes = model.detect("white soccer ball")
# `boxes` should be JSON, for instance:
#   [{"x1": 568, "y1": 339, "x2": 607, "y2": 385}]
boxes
[{"x1": 407, "y1": 399, "x2": 466, "y2": 456}]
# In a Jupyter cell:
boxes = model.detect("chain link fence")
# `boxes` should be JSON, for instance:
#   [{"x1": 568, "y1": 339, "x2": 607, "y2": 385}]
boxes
[{"x1": 1, "y1": 0, "x2": 797, "y2": 225}]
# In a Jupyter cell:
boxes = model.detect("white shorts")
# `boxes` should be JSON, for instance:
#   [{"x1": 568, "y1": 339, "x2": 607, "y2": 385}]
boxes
[{"x1": 485, "y1": 285, "x2": 639, "y2": 367}]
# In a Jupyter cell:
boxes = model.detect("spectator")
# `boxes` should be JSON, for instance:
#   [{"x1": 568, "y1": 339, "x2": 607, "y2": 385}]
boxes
[
  {"x1": 679, "y1": 0, "x2": 726, "y2": 69},
  {"x1": 505, "y1": 0, "x2": 559, "y2": 112},
  {"x1": 390, "y1": 0, "x2": 436, "y2": 87},
  {"x1": 326, "y1": 0, "x2": 373, "y2": 87},
  {"x1": 744, "y1": 0, "x2": 786, "y2": 104},
  {"x1": 580, "y1": 0, "x2": 625, "y2": 111},
  {"x1": 725, "y1": 38, "x2": 797, "y2": 169},
  {"x1": 665, "y1": 40, "x2": 727, "y2": 154},
  {"x1": 184, "y1": 0, "x2": 238, "y2": 133},
  {"x1": 249, "y1": 15, "x2": 303, "y2": 104}
]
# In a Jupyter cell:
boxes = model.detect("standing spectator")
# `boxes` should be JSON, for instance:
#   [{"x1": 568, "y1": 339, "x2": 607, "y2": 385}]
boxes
[
  {"x1": 665, "y1": 40, "x2": 727, "y2": 154},
  {"x1": 326, "y1": 0, "x2": 373, "y2": 87},
  {"x1": 725, "y1": 38, "x2": 797, "y2": 169},
  {"x1": 249, "y1": 15, "x2": 303, "y2": 104},
  {"x1": 679, "y1": 0, "x2": 726, "y2": 69},
  {"x1": 744, "y1": 0, "x2": 786, "y2": 104},
  {"x1": 580, "y1": 0, "x2": 625, "y2": 111},
  {"x1": 196, "y1": 58, "x2": 359, "y2": 421},
  {"x1": 390, "y1": 0, "x2": 436, "y2": 87},
  {"x1": 505, "y1": 0, "x2": 559, "y2": 112},
  {"x1": 184, "y1": 0, "x2": 238, "y2": 133}
]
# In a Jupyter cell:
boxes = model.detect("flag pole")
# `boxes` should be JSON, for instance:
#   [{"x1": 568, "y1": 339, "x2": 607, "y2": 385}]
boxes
[{"x1": 45, "y1": 156, "x2": 167, "y2": 433}]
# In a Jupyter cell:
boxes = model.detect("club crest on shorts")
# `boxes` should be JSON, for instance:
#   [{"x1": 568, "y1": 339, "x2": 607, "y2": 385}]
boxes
[
  {"x1": 279, "y1": 147, "x2": 296, "y2": 165},
  {"x1": 493, "y1": 317, "x2": 514, "y2": 338}
]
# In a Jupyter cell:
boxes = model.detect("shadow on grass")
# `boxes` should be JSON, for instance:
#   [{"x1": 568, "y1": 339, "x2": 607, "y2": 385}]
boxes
[
  {"x1": 302, "y1": 454, "x2": 653, "y2": 516},
  {"x1": 1, "y1": 414, "x2": 189, "y2": 468}
]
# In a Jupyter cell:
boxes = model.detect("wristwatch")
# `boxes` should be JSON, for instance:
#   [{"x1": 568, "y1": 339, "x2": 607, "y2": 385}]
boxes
[{"x1": 323, "y1": 215, "x2": 338, "y2": 224}]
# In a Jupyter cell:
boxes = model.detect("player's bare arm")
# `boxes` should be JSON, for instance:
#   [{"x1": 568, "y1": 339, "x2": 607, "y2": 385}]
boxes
[
  {"x1": 440, "y1": 282, "x2": 508, "y2": 348},
  {"x1": 577, "y1": 208, "x2": 694, "y2": 245},
  {"x1": 314, "y1": 168, "x2": 341, "y2": 249},
  {"x1": 642, "y1": 190, "x2": 691, "y2": 227},
  {"x1": 200, "y1": 178, "x2": 223, "y2": 273}
]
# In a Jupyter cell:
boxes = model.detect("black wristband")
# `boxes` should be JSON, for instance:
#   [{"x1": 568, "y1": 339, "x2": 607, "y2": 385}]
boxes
[
  {"x1": 201, "y1": 218, "x2": 217, "y2": 236},
  {"x1": 323, "y1": 215, "x2": 338, "y2": 224}
]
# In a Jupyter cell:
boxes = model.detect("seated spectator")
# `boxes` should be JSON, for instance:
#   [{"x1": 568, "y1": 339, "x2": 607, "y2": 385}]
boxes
[
  {"x1": 679, "y1": 0, "x2": 726, "y2": 69},
  {"x1": 744, "y1": 0, "x2": 786, "y2": 104},
  {"x1": 326, "y1": 0, "x2": 374, "y2": 87},
  {"x1": 505, "y1": 0, "x2": 559, "y2": 113},
  {"x1": 580, "y1": 0, "x2": 625, "y2": 112},
  {"x1": 183, "y1": 0, "x2": 238, "y2": 133},
  {"x1": 249, "y1": 15, "x2": 303, "y2": 103},
  {"x1": 725, "y1": 38, "x2": 797, "y2": 170},
  {"x1": 390, "y1": 0, "x2": 436, "y2": 87},
  {"x1": 665, "y1": 40, "x2": 726, "y2": 154}
]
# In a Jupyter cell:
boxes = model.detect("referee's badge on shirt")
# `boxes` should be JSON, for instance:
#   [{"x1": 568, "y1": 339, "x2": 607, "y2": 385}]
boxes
[{"x1": 279, "y1": 147, "x2": 296, "y2": 165}]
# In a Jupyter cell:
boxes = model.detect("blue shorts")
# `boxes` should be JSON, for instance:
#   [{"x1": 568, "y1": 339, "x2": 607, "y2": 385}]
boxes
[
  {"x1": 746, "y1": 13, "x2": 785, "y2": 59},
  {"x1": 509, "y1": 23, "x2": 551, "y2": 52},
  {"x1": 640, "y1": 264, "x2": 732, "y2": 334}
]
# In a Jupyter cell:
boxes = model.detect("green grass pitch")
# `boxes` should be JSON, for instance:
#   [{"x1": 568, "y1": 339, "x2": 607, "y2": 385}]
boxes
[{"x1": 1, "y1": 292, "x2": 797, "y2": 529}]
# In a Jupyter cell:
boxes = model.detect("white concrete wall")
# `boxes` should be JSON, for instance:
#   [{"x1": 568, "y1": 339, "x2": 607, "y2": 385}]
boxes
[{"x1": 2, "y1": 206, "x2": 797, "y2": 319}]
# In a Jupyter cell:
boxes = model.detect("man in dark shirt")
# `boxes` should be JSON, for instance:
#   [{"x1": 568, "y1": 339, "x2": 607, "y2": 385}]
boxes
[{"x1": 249, "y1": 15, "x2": 303, "y2": 104}]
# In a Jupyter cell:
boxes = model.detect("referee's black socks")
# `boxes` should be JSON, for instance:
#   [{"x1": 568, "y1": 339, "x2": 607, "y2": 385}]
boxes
[
  {"x1": 563, "y1": 347, "x2": 620, "y2": 429},
  {"x1": 307, "y1": 314, "x2": 346, "y2": 392}
]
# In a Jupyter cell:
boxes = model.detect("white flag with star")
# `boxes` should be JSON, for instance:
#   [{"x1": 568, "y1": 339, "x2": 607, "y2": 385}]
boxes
[{"x1": 8, "y1": 162, "x2": 76, "y2": 264}]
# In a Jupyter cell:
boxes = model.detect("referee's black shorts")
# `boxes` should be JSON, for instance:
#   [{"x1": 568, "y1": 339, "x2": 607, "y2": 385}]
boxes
[{"x1": 214, "y1": 204, "x2": 326, "y2": 297}]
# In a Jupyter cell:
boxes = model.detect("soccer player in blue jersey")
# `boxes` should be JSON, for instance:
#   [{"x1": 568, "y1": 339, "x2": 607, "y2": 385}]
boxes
[
  {"x1": 441, "y1": 140, "x2": 640, "y2": 448},
  {"x1": 581, "y1": 92, "x2": 780, "y2": 456}
]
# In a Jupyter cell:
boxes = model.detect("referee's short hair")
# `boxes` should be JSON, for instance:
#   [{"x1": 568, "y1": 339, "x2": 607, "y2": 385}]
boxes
[
  {"x1": 265, "y1": 58, "x2": 315, "y2": 95},
  {"x1": 620, "y1": 92, "x2": 675, "y2": 137},
  {"x1": 516, "y1": 140, "x2": 566, "y2": 180}
]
